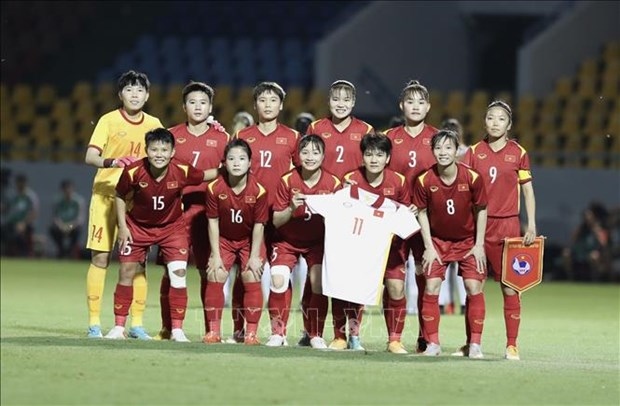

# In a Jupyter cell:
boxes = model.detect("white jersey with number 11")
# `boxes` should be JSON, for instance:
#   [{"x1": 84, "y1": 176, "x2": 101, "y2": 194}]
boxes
[{"x1": 304, "y1": 185, "x2": 420, "y2": 305}]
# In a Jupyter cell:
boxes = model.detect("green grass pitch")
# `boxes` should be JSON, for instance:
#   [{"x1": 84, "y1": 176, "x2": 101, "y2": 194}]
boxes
[{"x1": 1, "y1": 257, "x2": 618, "y2": 405}]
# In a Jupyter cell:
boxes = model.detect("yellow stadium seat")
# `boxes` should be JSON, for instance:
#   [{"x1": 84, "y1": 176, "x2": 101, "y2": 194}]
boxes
[
  {"x1": 35, "y1": 84, "x2": 57, "y2": 107},
  {"x1": 536, "y1": 94, "x2": 560, "y2": 134},
  {"x1": 583, "y1": 107, "x2": 606, "y2": 136},
  {"x1": 214, "y1": 85, "x2": 233, "y2": 108},
  {"x1": 285, "y1": 87, "x2": 305, "y2": 114},
  {"x1": 515, "y1": 131, "x2": 536, "y2": 151},
  {"x1": 603, "y1": 40, "x2": 620, "y2": 63},
  {"x1": 444, "y1": 90, "x2": 466, "y2": 122},
  {"x1": 165, "y1": 84, "x2": 184, "y2": 106},
  {"x1": 30, "y1": 117, "x2": 52, "y2": 141},
  {"x1": 562, "y1": 132, "x2": 584, "y2": 152},
  {"x1": 554, "y1": 77, "x2": 573, "y2": 98},
  {"x1": 429, "y1": 90, "x2": 443, "y2": 110},
  {"x1": 235, "y1": 87, "x2": 255, "y2": 112},
  {"x1": 50, "y1": 99, "x2": 72, "y2": 121},
  {"x1": 14, "y1": 104, "x2": 35, "y2": 125},
  {"x1": 95, "y1": 82, "x2": 116, "y2": 103},
  {"x1": 494, "y1": 91, "x2": 513, "y2": 107},
  {"x1": 10, "y1": 135, "x2": 34, "y2": 161},
  {"x1": 0, "y1": 119, "x2": 18, "y2": 142},
  {"x1": 306, "y1": 88, "x2": 327, "y2": 116},
  {"x1": 600, "y1": 60, "x2": 619, "y2": 98},
  {"x1": 75, "y1": 100, "x2": 97, "y2": 123},
  {"x1": 11, "y1": 84, "x2": 34, "y2": 105},
  {"x1": 147, "y1": 84, "x2": 163, "y2": 106},
  {"x1": 71, "y1": 81, "x2": 93, "y2": 102}
]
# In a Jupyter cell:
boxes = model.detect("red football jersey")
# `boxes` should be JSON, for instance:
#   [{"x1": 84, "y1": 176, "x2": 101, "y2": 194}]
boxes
[
  {"x1": 169, "y1": 123, "x2": 230, "y2": 200},
  {"x1": 272, "y1": 167, "x2": 341, "y2": 246},
  {"x1": 412, "y1": 163, "x2": 487, "y2": 241},
  {"x1": 385, "y1": 123, "x2": 438, "y2": 181},
  {"x1": 461, "y1": 139, "x2": 531, "y2": 218},
  {"x1": 205, "y1": 173, "x2": 269, "y2": 241},
  {"x1": 306, "y1": 117, "x2": 374, "y2": 179},
  {"x1": 236, "y1": 123, "x2": 299, "y2": 206},
  {"x1": 343, "y1": 167, "x2": 411, "y2": 206},
  {"x1": 116, "y1": 158, "x2": 205, "y2": 226}
]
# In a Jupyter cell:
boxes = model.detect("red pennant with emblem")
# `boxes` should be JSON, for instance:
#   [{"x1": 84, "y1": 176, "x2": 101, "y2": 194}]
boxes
[{"x1": 501, "y1": 236, "x2": 545, "y2": 293}]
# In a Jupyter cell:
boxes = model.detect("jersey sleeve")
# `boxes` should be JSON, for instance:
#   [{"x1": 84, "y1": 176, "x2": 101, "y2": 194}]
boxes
[
  {"x1": 391, "y1": 205, "x2": 420, "y2": 239},
  {"x1": 205, "y1": 180, "x2": 219, "y2": 218},
  {"x1": 461, "y1": 147, "x2": 474, "y2": 167},
  {"x1": 272, "y1": 177, "x2": 291, "y2": 212},
  {"x1": 470, "y1": 170, "x2": 488, "y2": 208},
  {"x1": 186, "y1": 164, "x2": 205, "y2": 186},
  {"x1": 88, "y1": 114, "x2": 110, "y2": 152},
  {"x1": 411, "y1": 176, "x2": 428, "y2": 210},
  {"x1": 517, "y1": 148, "x2": 533, "y2": 184},
  {"x1": 254, "y1": 189, "x2": 269, "y2": 223},
  {"x1": 115, "y1": 168, "x2": 132, "y2": 197}
]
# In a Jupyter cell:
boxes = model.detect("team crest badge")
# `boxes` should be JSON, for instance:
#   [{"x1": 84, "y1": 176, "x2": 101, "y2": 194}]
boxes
[
  {"x1": 177, "y1": 138, "x2": 187, "y2": 144},
  {"x1": 430, "y1": 186, "x2": 439, "y2": 192},
  {"x1": 116, "y1": 131, "x2": 127, "y2": 138},
  {"x1": 139, "y1": 182, "x2": 149, "y2": 188},
  {"x1": 394, "y1": 139, "x2": 404, "y2": 145},
  {"x1": 291, "y1": 188, "x2": 301, "y2": 194},
  {"x1": 218, "y1": 194, "x2": 228, "y2": 200},
  {"x1": 322, "y1": 132, "x2": 332, "y2": 139},
  {"x1": 180, "y1": 248, "x2": 188, "y2": 255},
  {"x1": 501, "y1": 237, "x2": 545, "y2": 293},
  {"x1": 247, "y1": 137, "x2": 256, "y2": 143},
  {"x1": 477, "y1": 154, "x2": 487, "y2": 159}
]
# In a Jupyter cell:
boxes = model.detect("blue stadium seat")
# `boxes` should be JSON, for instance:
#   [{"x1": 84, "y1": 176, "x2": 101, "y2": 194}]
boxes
[{"x1": 160, "y1": 36, "x2": 182, "y2": 62}]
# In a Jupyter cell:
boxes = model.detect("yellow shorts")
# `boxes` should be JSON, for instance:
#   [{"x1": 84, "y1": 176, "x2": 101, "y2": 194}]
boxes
[{"x1": 86, "y1": 193, "x2": 117, "y2": 252}]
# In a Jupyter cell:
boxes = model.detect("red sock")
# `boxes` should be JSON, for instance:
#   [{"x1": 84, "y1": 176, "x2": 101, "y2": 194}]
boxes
[
  {"x1": 308, "y1": 293, "x2": 328, "y2": 337},
  {"x1": 243, "y1": 282, "x2": 263, "y2": 335},
  {"x1": 300, "y1": 277, "x2": 312, "y2": 333},
  {"x1": 331, "y1": 298, "x2": 347, "y2": 340},
  {"x1": 503, "y1": 293, "x2": 521, "y2": 347},
  {"x1": 160, "y1": 274, "x2": 171, "y2": 330},
  {"x1": 113, "y1": 284, "x2": 132, "y2": 327},
  {"x1": 421, "y1": 293, "x2": 440, "y2": 344},
  {"x1": 416, "y1": 274, "x2": 427, "y2": 342},
  {"x1": 282, "y1": 283, "x2": 293, "y2": 336},
  {"x1": 231, "y1": 273, "x2": 245, "y2": 335},
  {"x1": 205, "y1": 281, "x2": 224, "y2": 335},
  {"x1": 466, "y1": 292, "x2": 485, "y2": 344},
  {"x1": 169, "y1": 286, "x2": 187, "y2": 330},
  {"x1": 200, "y1": 276, "x2": 209, "y2": 333},
  {"x1": 268, "y1": 291, "x2": 287, "y2": 336},
  {"x1": 385, "y1": 296, "x2": 407, "y2": 342}
]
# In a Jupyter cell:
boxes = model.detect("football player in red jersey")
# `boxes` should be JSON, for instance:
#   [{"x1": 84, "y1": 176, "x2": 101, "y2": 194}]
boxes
[
  {"x1": 459, "y1": 100, "x2": 537, "y2": 360},
  {"x1": 155, "y1": 81, "x2": 230, "y2": 340},
  {"x1": 304, "y1": 80, "x2": 374, "y2": 349},
  {"x1": 384, "y1": 79, "x2": 439, "y2": 352},
  {"x1": 203, "y1": 139, "x2": 269, "y2": 345},
  {"x1": 412, "y1": 129, "x2": 488, "y2": 358},
  {"x1": 229, "y1": 82, "x2": 299, "y2": 345},
  {"x1": 104, "y1": 128, "x2": 218, "y2": 341}
]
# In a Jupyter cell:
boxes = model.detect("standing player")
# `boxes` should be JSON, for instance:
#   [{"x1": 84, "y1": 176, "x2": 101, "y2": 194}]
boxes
[
  {"x1": 155, "y1": 81, "x2": 229, "y2": 340},
  {"x1": 104, "y1": 128, "x2": 217, "y2": 341},
  {"x1": 384, "y1": 79, "x2": 438, "y2": 352},
  {"x1": 341, "y1": 132, "x2": 412, "y2": 353},
  {"x1": 304, "y1": 79, "x2": 374, "y2": 349},
  {"x1": 84, "y1": 70, "x2": 163, "y2": 339},
  {"x1": 459, "y1": 100, "x2": 537, "y2": 361},
  {"x1": 231, "y1": 82, "x2": 299, "y2": 345},
  {"x1": 412, "y1": 129, "x2": 488, "y2": 358},
  {"x1": 268, "y1": 135, "x2": 341, "y2": 348},
  {"x1": 202, "y1": 139, "x2": 269, "y2": 345}
]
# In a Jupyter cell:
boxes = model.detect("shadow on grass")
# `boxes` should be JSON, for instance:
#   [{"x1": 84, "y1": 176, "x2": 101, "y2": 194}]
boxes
[{"x1": 0, "y1": 334, "x2": 505, "y2": 364}]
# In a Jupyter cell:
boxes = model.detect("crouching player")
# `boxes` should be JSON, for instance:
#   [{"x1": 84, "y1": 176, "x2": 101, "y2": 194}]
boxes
[
  {"x1": 267, "y1": 134, "x2": 341, "y2": 348},
  {"x1": 202, "y1": 139, "x2": 268, "y2": 345},
  {"x1": 105, "y1": 128, "x2": 217, "y2": 341},
  {"x1": 412, "y1": 129, "x2": 488, "y2": 358}
]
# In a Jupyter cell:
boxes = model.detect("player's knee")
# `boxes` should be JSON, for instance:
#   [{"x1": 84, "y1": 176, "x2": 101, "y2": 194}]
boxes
[
  {"x1": 270, "y1": 265, "x2": 290, "y2": 293},
  {"x1": 167, "y1": 261, "x2": 187, "y2": 288},
  {"x1": 386, "y1": 279, "x2": 405, "y2": 299}
]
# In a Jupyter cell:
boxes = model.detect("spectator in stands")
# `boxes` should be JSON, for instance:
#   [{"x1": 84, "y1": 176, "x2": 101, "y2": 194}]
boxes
[
  {"x1": 231, "y1": 111, "x2": 254, "y2": 134},
  {"x1": 2, "y1": 174, "x2": 39, "y2": 257},
  {"x1": 49, "y1": 179, "x2": 86, "y2": 259},
  {"x1": 562, "y1": 202, "x2": 613, "y2": 282},
  {"x1": 293, "y1": 112, "x2": 315, "y2": 134}
]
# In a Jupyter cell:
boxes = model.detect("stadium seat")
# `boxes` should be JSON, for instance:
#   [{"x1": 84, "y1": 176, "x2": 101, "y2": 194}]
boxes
[
  {"x1": 71, "y1": 81, "x2": 93, "y2": 102},
  {"x1": 35, "y1": 84, "x2": 57, "y2": 108},
  {"x1": 444, "y1": 90, "x2": 466, "y2": 123},
  {"x1": 603, "y1": 40, "x2": 620, "y2": 62},
  {"x1": 235, "y1": 87, "x2": 255, "y2": 112},
  {"x1": 285, "y1": 87, "x2": 305, "y2": 115},
  {"x1": 554, "y1": 77, "x2": 574, "y2": 98}
]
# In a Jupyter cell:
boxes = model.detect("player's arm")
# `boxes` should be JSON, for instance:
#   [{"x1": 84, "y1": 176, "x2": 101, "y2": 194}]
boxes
[
  {"x1": 246, "y1": 222, "x2": 265, "y2": 278},
  {"x1": 206, "y1": 217, "x2": 224, "y2": 274},
  {"x1": 465, "y1": 205, "x2": 487, "y2": 273},
  {"x1": 203, "y1": 168, "x2": 219, "y2": 182},
  {"x1": 521, "y1": 181, "x2": 537, "y2": 246},
  {"x1": 273, "y1": 193, "x2": 306, "y2": 228},
  {"x1": 115, "y1": 194, "x2": 132, "y2": 253},
  {"x1": 417, "y1": 208, "x2": 442, "y2": 274},
  {"x1": 84, "y1": 146, "x2": 138, "y2": 169}
]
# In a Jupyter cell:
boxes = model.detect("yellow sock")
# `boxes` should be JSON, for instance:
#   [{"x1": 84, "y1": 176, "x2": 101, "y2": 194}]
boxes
[
  {"x1": 86, "y1": 264, "x2": 107, "y2": 326},
  {"x1": 130, "y1": 272, "x2": 147, "y2": 327}
]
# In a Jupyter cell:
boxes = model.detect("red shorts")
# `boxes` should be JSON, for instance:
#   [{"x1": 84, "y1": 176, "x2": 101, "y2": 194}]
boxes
[
  {"x1": 270, "y1": 239, "x2": 323, "y2": 270},
  {"x1": 384, "y1": 238, "x2": 407, "y2": 280},
  {"x1": 486, "y1": 216, "x2": 521, "y2": 281},
  {"x1": 425, "y1": 237, "x2": 486, "y2": 281},
  {"x1": 407, "y1": 233, "x2": 425, "y2": 262},
  {"x1": 219, "y1": 236, "x2": 267, "y2": 271},
  {"x1": 120, "y1": 218, "x2": 189, "y2": 264}
]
